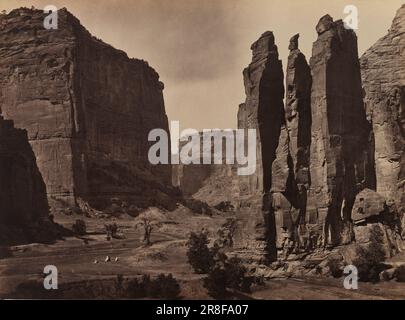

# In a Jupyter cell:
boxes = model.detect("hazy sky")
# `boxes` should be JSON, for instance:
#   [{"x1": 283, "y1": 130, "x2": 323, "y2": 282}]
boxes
[{"x1": 2, "y1": 0, "x2": 404, "y2": 131}]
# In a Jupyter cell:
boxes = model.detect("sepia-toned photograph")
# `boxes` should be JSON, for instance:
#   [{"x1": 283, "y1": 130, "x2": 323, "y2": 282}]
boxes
[{"x1": 0, "y1": 0, "x2": 404, "y2": 305}]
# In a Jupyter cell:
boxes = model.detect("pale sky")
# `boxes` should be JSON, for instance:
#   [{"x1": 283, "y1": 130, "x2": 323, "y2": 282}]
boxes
[{"x1": 1, "y1": 0, "x2": 404, "y2": 131}]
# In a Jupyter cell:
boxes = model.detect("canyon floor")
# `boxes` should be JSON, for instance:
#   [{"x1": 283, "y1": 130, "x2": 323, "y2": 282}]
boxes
[{"x1": 1, "y1": 206, "x2": 405, "y2": 300}]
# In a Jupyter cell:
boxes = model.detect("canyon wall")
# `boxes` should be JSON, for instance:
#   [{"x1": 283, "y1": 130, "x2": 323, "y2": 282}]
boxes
[
  {"x1": 360, "y1": 4, "x2": 405, "y2": 217},
  {"x1": 236, "y1": 10, "x2": 404, "y2": 263},
  {"x1": 0, "y1": 8, "x2": 173, "y2": 212},
  {"x1": 271, "y1": 34, "x2": 312, "y2": 250}
]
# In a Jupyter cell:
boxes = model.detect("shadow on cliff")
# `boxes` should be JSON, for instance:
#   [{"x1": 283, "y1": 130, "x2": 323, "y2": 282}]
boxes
[{"x1": 0, "y1": 122, "x2": 72, "y2": 247}]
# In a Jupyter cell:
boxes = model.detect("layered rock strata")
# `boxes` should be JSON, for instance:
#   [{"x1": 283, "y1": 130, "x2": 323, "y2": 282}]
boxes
[
  {"x1": 270, "y1": 34, "x2": 312, "y2": 250},
  {"x1": 235, "y1": 31, "x2": 285, "y2": 263},
  {"x1": 360, "y1": 4, "x2": 405, "y2": 219},
  {"x1": 307, "y1": 15, "x2": 373, "y2": 246},
  {"x1": 0, "y1": 8, "x2": 172, "y2": 211}
]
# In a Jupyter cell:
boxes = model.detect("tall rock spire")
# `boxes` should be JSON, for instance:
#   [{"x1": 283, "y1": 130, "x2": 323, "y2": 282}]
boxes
[
  {"x1": 284, "y1": 33, "x2": 312, "y2": 191},
  {"x1": 308, "y1": 15, "x2": 372, "y2": 246},
  {"x1": 269, "y1": 33, "x2": 312, "y2": 251},
  {"x1": 235, "y1": 31, "x2": 285, "y2": 263}
]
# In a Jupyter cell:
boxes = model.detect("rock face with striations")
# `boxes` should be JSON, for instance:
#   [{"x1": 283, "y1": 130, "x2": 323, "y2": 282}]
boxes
[
  {"x1": 307, "y1": 15, "x2": 374, "y2": 246},
  {"x1": 284, "y1": 34, "x2": 312, "y2": 190},
  {"x1": 234, "y1": 15, "x2": 389, "y2": 264},
  {"x1": 360, "y1": 5, "x2": 405, "y2": 218},
  {"x1": 0, "y1": 8, "x2": 173, "y2": 212},
  {"x1": 270, "y1": 33, "x2": 312, "y2": 250},
  {"x1": 235, "y1": 31, "x2": 285, "y2": 263},
  {"x1": 0, "y1": 116, "x2": 51, "y2": 244}
]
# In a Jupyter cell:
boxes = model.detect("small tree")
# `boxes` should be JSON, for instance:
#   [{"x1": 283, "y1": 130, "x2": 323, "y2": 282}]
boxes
[
  {"x1": 186, "y1": 230, "x2": 215, "y2": 274},
  {"x1": 134, "y1": 209, "x2": 162, "y2": 246},
  {"x1": 215, "y1": 218, "x2": 237, "y2": 248},
  {"x1": 105, "y1": 223, "x2": 118, "y2": 239},
  {"x1": 72, "y1": 219, "x2": 86, "y2": 236}
]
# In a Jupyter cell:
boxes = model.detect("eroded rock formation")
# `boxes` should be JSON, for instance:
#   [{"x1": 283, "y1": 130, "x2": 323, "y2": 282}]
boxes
[
  {"x1": 270, "y1": 34, "x2": 312, "y2": 251},
  {"x1": 307, "y1": 15, "x2": 373, "y2": 246},
  {"x1": 0, "y1": 116, "x2": 48, "y2": 225},
  {"x1": 360, "y1": 4, "x2": 405, "y2": 218},
  {"x1": 235, "y1": 31, "x2": 285, "y2": 263},
  {"x1": 0, "y1": 8, "x2": 173, "y2": 212},
  {"x1": 285, "y1": 34, "x2": 312, "y2": 190}
]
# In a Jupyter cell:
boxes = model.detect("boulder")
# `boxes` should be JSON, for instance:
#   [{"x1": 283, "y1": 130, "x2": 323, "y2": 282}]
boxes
[
  {"x1": 380, "y1": 268, "x2": 396, "y2": 281},
  {"x1": 352, "y1": 189, "x2": 386, "y2": 223}
]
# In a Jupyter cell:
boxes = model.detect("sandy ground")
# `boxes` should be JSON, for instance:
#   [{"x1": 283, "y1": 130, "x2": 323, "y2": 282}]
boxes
[{"x1": 1, "y1": 206, "x2": 405, "y2": 300}]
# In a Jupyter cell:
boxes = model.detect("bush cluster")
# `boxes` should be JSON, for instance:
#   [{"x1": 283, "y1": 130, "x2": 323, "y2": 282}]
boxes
[
  {"x1": 124, "y1": 274, "x2": 181, "y2": 299},
  {"x1": 72, "y1": 219, "x2": 86, "y2": 236},
  {"x1": 186, "y1": 230, "x2": 253, "y2": 298},
  {"x1": 353, "y1": 225, "x2": 386, "y2": 282}
]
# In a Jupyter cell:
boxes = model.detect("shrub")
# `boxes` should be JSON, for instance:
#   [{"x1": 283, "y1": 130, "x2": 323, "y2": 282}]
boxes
[
  {"x1": 215, "y1": 218, "x2": 237, "y2": 248},
  {"x1": 225, "y1": 257, "x2": 254, "y2": 293},
  {"x1": 72, "y1": 219, "x2": 86, "y2": 236},
  {"x1": 326, "y1": 256, "x2": 344, "y2": 278},
  {"x1": 155, "y1": 273, "x2": 181, "y2": 299},
  {"x1": 394, "y1": 265, "x2": 405, "y2": 282},
  {"x1": 186, "y1": 231, "x2": 215, "y2": 274},
  {"x1": 125, "y1": 273, "x2": 180, "y2": 299},
  {"x1": 105, "y1": 223, "x2": 118, "y2": 238},
  {"x1": 203, "y1": 266, "x2": 228, "y2": 299},
  {"x1": 203, "y1": 255, "x2": 253, "y2": 299},
  {"x1": 126, "y1": 278, "x2": 142, "y2": 298},
  {"x1": 353, "y1": 225, "x2": 386, "y2": 282}
]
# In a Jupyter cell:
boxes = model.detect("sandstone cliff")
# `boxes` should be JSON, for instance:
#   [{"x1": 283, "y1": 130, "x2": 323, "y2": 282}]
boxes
[
  {"x1": 235, "y1": 10, "x2": 404, "y2": 265},
  {"x1": 284, "y1": 34, "x2": 312, "y2": 191},
  {"x1": 0, "y1": 8, "x2": 174, "y2": 213},
  {"x1": 307, "y1": 15, "x2": 374, "y2": 246},
  {"x1": 235, "y1": 31, "x2": 285, "y2": 263},
  {"x1": 360, "y1": 4, "x2": 405, "y2": 218}
]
